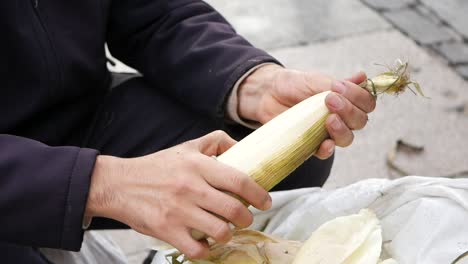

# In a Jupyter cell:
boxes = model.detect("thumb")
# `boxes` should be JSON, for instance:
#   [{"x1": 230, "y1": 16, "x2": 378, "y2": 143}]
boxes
[
  {"x1": 346, "y1": 71, "x2": 367, "y2": 85},
  {"x1": 196, "y1": 130, "x2": 237, "y2": 156}
]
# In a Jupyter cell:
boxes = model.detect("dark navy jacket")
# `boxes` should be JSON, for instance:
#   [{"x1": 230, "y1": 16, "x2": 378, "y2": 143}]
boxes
[{"x1": 1, "y1": 0, "x2": 276, "y2": 251}]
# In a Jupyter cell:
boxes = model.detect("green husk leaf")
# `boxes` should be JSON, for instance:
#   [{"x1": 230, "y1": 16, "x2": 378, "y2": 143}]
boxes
[{"x1": 360, "y1": 61, "x2": 425, "y2": 97}]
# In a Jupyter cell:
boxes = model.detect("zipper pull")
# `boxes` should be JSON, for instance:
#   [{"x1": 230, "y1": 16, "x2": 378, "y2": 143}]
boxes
[{"x1": 34, "y1": 0, "x2": 39, "y2": 8}]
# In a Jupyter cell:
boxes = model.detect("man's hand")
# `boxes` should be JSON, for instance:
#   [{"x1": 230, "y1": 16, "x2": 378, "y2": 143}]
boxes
[
  {"x1": 238, "y1": 64, "x2": 376, "y2": 160},
  {"x1": 85, "y1": 131, "x2": 271, "y2": 259}
]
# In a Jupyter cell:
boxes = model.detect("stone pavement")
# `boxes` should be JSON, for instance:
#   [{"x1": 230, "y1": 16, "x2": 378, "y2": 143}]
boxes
[
  {"x1": 107, "y1": 0, "x2": 468, "y2": 262},
  {"x1": 363, "y1": 0, "x2": 468, "y2": 79}
]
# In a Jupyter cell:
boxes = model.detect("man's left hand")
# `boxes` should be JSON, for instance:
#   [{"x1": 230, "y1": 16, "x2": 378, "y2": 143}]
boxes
[{"x1": 237, "y1": 64, "x2": 376, "y2": 160}]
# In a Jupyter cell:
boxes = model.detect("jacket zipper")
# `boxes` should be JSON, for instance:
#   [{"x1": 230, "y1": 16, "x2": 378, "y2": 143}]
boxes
[{"x1": 30, "y1": 0, "x2": 62, "y2": 94}]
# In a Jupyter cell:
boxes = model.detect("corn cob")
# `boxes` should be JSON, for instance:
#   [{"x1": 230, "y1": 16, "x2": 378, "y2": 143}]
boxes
[{"x1": 218, "y1": 61, "x2": 422, "y2": 196}]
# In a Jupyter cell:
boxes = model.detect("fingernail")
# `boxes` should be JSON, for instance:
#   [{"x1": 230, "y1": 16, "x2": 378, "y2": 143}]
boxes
[
  {"x1": 331, "y1": 116, "x2": 342, "y2": 130},
  {"x1": 264, "y1": 195, "x2": 272, "y2": 210},
  {"x1": 348, "y1": 72, "x2": 365, "y2": 80},
  {"x1": 328, "y1": 146, "x2": 335, "y2": 155},
  {"x1": 328, "y1": 94, "x2": 344, "y2": 110},
  {"x1": 332, "y1": 81, "x2": 347, "y2": 94}
]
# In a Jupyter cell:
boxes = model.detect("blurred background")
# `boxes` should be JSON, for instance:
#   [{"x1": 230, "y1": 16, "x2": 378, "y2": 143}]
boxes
[{"x1": 107, "y1": 0, "x2": 468, "y2": 262}]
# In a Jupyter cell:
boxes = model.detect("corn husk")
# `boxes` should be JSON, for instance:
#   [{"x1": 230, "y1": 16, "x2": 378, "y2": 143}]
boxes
[
  {"x1": 169, "y1": 210, "x2": 398, "y2": 264},
  {"x1": 359, "y1": 60, "x2": 424, "y2": 97},
  {"x1": 168, "y1": 230, "x2": 302, "y2": 264},
  {"x1": 379, "y1": 259, "x2": 399, "y2": 264},
  {"x1": 217, "y1": 91, "x2": 330, "y2": 192},
  {"x1": 193, "y1": 91, "x2": 330, "y2": 240},
  {"x1": 292, "y1": 209, "x2": 382, "y2": 264}
]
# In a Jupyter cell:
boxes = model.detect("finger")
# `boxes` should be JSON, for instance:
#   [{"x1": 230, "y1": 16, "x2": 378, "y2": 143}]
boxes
[
  {"x1": 325, "y1": 114, "x2": 354, "y2": 147},
  {"x1": 345, "y1": 71, "x2": 367, "y2": 85},
  {"x1": 325, "y1": 92, "x2": 369, "y2": 130},
  {"x1": 185, "y1": 207, "x2": 234, "y2": 243},
  {"x1": 197, "y1": 130, "x2": 238, "y2": 156},
  {"x1": 331, "y1": 80, "x2": 376, "y2": 113},
  {"x1": 314, "y1": 139, "x2": 335, "y2": 160},
  {"x1": 197, "y1": 187, "x2": 254, "y2": 228},
  {"x1": 162, "y1": 229, "x2": 209, "y2": 260},
  {"x1": 200, "y1": 156, "x2": 272, "y2": 211}
]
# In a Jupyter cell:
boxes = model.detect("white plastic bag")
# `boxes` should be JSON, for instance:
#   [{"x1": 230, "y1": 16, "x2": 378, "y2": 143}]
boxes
[
  {"x1": 155, "y1": 176, "x2": 468, "y2": 264},
  {"x1": 40, "y1": 231, "x2": 127, "y2": 264}
]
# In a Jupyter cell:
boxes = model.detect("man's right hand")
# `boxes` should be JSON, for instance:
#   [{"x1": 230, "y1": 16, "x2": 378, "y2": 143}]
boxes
[{"x1": 84, "y1": 131, "x2": 272, "y2": 259}]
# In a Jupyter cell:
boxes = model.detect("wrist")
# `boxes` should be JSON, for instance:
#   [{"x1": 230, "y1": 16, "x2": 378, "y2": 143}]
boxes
[
  {"x1": 85, "y1": 155, "x2": 122, "y2": 220},
  {"x1": 238, "y1": 64, "x2": 283, "y2": 121}
]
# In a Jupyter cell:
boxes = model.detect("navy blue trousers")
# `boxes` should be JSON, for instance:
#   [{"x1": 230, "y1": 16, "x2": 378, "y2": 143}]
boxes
[{"x1": 3, "y1": 76, "x2": 333, "y2": 263}]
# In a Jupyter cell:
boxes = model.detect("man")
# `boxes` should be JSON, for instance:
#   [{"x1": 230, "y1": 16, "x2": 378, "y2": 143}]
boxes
[{"x1": 1, "y1": 0, "x2": 375, "y2": 262}]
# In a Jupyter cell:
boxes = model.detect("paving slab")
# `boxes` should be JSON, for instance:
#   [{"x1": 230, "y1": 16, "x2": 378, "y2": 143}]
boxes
[
  {"x1": 414, "y1": 4, "x2": 442, "y2": 25},
  {"x1": 382, "y1": 9, "x2": 455, "y2": 45},
  {"x1": 421, "y1": 0, "x2": 468, "y2": 38},
  {"x1": 456, "y1": 65, "x2": 468, "y2": 80},
  {"x1": 269, "y1": 30, "x2": 468, "y2": 189},
  {"x1": 436, "y1": 41, "x2": 468, "y2": 65},
  {"x1": 362, "y1": 0, "x2": 415, "y2": 10},
  {"x1": 205, "y1": 0, "x2": 390, "y2": 50}
]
